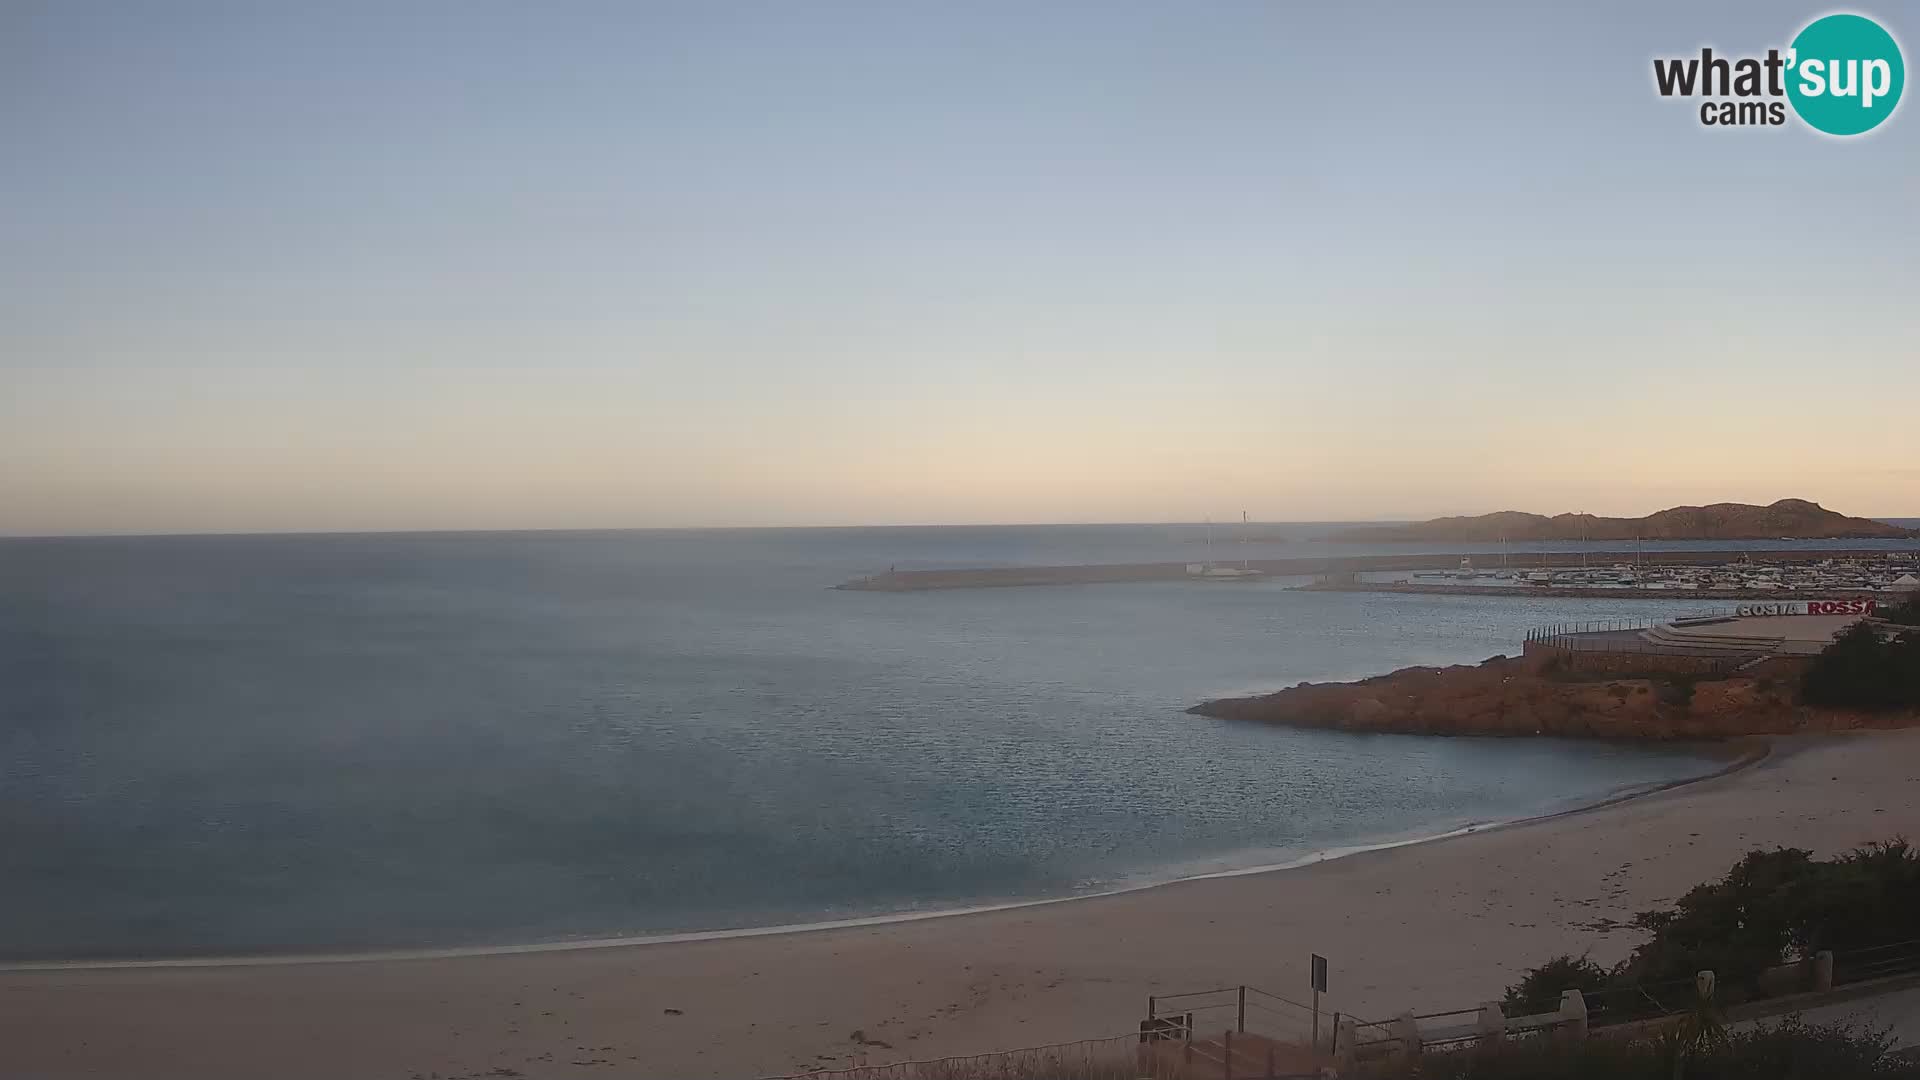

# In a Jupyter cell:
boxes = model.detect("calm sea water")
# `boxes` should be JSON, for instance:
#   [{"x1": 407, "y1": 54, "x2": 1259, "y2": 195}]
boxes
[{"x1": 3, "y1": 525, "x2": 1915, "y2": 961}]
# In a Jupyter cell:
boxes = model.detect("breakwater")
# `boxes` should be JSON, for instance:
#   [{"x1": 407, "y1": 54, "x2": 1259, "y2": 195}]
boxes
[{"x1": 835, "y1": 549, "x2": 1900, "y2": 592}]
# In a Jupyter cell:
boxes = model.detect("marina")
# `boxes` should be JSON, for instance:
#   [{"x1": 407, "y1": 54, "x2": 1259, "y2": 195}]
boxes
[
  {"x1": 1367, "y1": 554, "x2": 1920, "y2": 594},
  {"x1": 839, "y1": 549, "x2": 1920, "y2": 596}
]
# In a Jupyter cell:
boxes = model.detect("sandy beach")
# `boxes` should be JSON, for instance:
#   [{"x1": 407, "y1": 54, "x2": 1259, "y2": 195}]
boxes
[{"x1": 6, "y1": 730, "x2": 1918, "y2": 1080}]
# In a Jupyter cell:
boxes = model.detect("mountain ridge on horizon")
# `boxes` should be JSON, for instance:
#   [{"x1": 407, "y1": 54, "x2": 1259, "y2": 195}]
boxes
[{"x1": 1331, "y1": 499, "x2": 1917, "y2": 542}]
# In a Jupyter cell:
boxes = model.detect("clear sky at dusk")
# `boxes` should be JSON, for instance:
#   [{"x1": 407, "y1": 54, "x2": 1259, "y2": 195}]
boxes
[{"x1": 4, "y1": 1, "x2": 1916, "y2": 534}]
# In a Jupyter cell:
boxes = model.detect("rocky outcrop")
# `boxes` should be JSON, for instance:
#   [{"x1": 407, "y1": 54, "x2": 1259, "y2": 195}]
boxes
[
  {"x1": 1333, "y1": 499, "x2": 1912, "y2": 543},
  {"x1": 1190, "y1": 653, "x2": 1918, "y2": 739}
]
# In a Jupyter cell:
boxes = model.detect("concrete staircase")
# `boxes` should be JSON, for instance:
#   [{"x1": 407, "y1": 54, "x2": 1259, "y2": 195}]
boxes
[{"x1": 1638, "y1": 621, "x2": 1782, "y2": 657}]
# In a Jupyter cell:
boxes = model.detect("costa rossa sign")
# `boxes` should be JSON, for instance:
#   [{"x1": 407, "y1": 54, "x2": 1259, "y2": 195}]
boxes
[{"x1": 1735, "y1": 599, "x2": 1878, "y2": 617}]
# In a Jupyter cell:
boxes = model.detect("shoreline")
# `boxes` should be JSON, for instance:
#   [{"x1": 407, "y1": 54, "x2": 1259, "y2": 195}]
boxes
[
  {"x1": 7, "y1": 729, "x2": 1913, "y2": 1080},
  {"x1": 0, "y1": 738, "x2": 1765, "y2": 975}
]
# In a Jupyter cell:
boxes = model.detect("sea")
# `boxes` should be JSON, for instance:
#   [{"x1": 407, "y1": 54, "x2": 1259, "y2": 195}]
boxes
[{"x1": 4, "y1": 524, "x2": 1918, "y2": 962}]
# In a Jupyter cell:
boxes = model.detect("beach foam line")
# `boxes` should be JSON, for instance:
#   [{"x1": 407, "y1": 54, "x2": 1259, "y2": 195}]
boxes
[{"x1": 0, "y1": 739, "x2": 1767, "y2": 974}]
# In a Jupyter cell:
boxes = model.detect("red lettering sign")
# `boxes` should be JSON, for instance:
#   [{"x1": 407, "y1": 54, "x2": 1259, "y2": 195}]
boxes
[{"x1": 1807, "y1": 599, "x2": 1878, "y2": 615}]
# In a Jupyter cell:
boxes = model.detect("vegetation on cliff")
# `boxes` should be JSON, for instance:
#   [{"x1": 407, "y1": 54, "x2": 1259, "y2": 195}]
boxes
[
  {"x1": 1884, "y1": 593, "x2": 1920, "y2": 627},
  {"x1": 1334, "y1": 499, "x2": 1912, "y2": 542},
  {"x1": 1504, "y1": 841, "x2": 1920, "y2": 1013},
  {"x1": 1192, "y1": 642, "x2": 1920, "y2": 739},
  {"x1": 1801, "y1": 622, "x2": 1920, "y2": 710},
  {"x1": 1364, "y1": 1018, "x2": 1920, "y2": 1080}
]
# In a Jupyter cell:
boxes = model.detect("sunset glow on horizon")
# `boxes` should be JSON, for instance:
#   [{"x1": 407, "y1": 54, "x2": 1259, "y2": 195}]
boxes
[{"x1": 6, "y1": 1, "x2": 1916, "y2": 536}]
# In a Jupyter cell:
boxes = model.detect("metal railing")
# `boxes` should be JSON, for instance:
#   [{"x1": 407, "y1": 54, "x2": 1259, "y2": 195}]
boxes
[
  {"x1": 1523, "y1": 608, "x2": 1764, "y2": 641},
  {"x1": 1524, "y1": 614, "x2": 1766, "y2": 674},
  {"x1": 1580, "y1": 974, "x2": 1708, "y2": 1027},
  {"x1": 759, "y1": 1032, "x2": 1154, "y2": 1080},
  {"x1": 774, "y1": 935, "x2": 1920, "y2": 1080},
  {"x1": 1833, "y1": 937, "x2": 1920, "y2": 985},
  {"x1": 1343, "y1": 1014, "x2": 1417, "y2": 1061},
  {"x1": 1147, "y1": 984, "x2": 1324, "y2": 1042},
  {"x1": 1144, "y1": 984, "x2": 1337, "y2": 1078},
  {"x1": 1403, "y1": 1006, "x2": 1491, "y2": 1050},
  {"x1": 1343, "y1": 1004, "x2": 1575, "y2": 1060},
  {"x1": 1527, "y1": 618, "x2": 1663, "y2": 641}
]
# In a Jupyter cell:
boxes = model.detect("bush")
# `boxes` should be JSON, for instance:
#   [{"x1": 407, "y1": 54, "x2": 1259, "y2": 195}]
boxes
[
  {"x1": 1801, "y1": 623, "x2": 1920, "y2": 709},
  {"x1": 1654, "y1": 676, "x2": 1699, "y2": 707},
  {"x1": 1502, "y1": 841, "x2": 1920, "y2": 1008},
  {"x1": 1363, "y1": 1017, "x2": 1920, "y2": 1079},
  {"x1": 1623, "y1": 848, "x2": 1821, "y2": 994},
  {"x1": 1884, "y1": 593, "x2": 1920, "y2": 627},
  {"x1": 1690, "y1": 1016, "x2": 1915, "y2": 1080},
  {"x1": 1502, "y1": 954, "x2": 1609, "y2": 1017},
  {"x1": 1787, "y1": 840, "x2": 1920, "y2": 955}
]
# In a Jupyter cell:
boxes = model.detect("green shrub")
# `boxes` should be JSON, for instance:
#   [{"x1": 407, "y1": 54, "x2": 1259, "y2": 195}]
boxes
[
  {"x1": 1363, "y1": 1017, "x2": 1920, "y2": 1079},
  {"x1": 1801, "y1": 623, "x2": 1920, "y2": 709},
  {"x1": 1884, "y1": 593, "x2": 1920, "y2": 627},
  {"x1": 1623, "y1": 848, "x2": 1821, "y2": 994},
  {"x1": 1654, "y1": 676, "x2": 1698, "y2": 707},
  {"x1": 1501, "y1": 841, "x2": 1920, "y2": 1010},
  {"x1": 1787, "y1": 840, "x2": 1920, "y2": 955},
  {"x1": 1502, "y1": 954, "x2": 1609, "y2": 1017},
  {"x1": 1688, "y1": 1016, "x2": 1914, "y2": 1080}
]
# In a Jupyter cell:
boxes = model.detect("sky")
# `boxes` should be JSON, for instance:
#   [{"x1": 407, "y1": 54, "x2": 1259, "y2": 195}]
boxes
[{"x1": 3, "y1": 1, "x2": 1917, "y2": 534}]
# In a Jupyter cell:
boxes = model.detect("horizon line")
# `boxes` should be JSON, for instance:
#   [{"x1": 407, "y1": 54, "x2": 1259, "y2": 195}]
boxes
[{"x1": 4, "y1": 513, "x2": 1918, "y2": 543}]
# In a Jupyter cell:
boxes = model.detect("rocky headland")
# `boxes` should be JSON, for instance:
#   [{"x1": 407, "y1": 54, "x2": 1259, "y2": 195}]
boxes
[{"x1": 1190, "y1": 652, "x2": 1919, "y2": 740}]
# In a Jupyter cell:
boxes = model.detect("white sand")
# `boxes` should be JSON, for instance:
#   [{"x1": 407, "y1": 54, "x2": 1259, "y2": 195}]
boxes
[{"x1": 5, "y1": 731, "x2": 1917, "y2": 1079}]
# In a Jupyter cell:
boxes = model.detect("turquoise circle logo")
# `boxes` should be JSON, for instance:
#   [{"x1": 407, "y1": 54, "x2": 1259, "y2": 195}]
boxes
[{"x1": 1786, "y1": 13, "x2": 1905, "y2": 135}]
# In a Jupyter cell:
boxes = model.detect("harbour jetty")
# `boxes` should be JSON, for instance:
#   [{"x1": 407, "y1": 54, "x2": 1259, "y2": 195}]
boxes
[{"x1": 836, "y1": 549, "x2": 1908, "y2": 592}]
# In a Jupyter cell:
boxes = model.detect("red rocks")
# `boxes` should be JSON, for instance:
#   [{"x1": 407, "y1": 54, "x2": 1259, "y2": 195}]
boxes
[{"x1": 1189, "y1": 653, "x2": 1918, "y2": 739}]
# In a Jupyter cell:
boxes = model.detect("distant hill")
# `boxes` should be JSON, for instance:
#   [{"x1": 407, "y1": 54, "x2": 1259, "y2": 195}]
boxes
[{"x1": 1334, "y1": 499, "x2": 1916, "y2": 542}]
